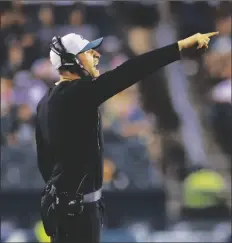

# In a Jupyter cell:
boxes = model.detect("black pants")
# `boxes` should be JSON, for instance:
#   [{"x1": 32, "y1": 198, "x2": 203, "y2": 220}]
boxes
[{"x1": 41, "y1": 184, "x2": 104, "y2": 243}]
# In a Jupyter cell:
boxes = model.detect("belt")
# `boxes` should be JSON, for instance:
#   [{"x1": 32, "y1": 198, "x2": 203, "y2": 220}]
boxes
[
  {"x1": 83, "y1": 188, "x2": 102, "y2": 203},
  {"x1": 45, "y1": 182, "x2": 102, "y2": 203}
]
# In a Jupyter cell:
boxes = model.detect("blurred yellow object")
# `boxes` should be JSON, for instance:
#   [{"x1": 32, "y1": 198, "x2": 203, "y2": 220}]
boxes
[
  {"x1": 34, "y1": 220, "x2": 51, "y2": 242},
  {"x1": 103, "y1": 159, "x2": 116, "y2": 183},
  {"x1": 183, "y1": 169, "x2": 226, "y2": 208}
]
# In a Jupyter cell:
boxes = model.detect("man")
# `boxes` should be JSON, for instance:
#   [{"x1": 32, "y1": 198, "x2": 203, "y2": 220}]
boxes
[{"x1": 36, "y1": 31, "x2": 218, "y2": 243}]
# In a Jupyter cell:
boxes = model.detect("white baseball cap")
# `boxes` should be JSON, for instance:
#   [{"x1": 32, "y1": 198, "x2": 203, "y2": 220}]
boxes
[{"x1": 50, "y1": 33, "x2": 103, "y2": 69}]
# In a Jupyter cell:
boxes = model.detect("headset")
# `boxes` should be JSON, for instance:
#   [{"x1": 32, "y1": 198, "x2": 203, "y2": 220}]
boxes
[{"x1": 50, "y1": 36, "x2": 90, "y2": 77}]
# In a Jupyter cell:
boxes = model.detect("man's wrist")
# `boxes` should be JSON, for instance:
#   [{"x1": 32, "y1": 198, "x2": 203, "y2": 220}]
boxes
[{"x1": 177, "y1": 40, "x2": 186, "y2": 51}]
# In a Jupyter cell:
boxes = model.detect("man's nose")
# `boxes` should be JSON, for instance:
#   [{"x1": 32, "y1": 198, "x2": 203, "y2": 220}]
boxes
[{"x1": 93, "y1": 50, "x2": 101, "y2": 58}]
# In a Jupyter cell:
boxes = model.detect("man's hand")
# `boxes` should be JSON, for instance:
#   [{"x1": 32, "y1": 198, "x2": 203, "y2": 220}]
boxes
[{"x1": 178, "y1": 32, "x2": 219, "y2": 51}]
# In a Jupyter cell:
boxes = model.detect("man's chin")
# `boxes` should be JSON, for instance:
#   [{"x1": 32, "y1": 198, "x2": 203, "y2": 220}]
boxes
[{"x1": 93, "y1": 69, "x2": 100, "y2": 78}]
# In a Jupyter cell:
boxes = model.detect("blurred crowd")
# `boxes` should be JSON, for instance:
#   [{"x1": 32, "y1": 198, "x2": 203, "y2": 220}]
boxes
[{"x1": 0, "y1": 1, "x2": 231, "y2": 191}]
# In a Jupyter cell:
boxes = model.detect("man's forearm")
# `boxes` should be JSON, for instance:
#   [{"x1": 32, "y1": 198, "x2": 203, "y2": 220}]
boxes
[{"x1": 91, "y1": 43, "x2": 180, "y2": 105}]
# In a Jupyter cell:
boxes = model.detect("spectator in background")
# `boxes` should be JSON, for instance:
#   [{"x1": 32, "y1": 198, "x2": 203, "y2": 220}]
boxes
[
  {"x1": 69, "y1": 6, "x2": 85, "y2": 25},
  {"x1": 103, "y1": 158, "x2": 117, "y2": 190},
  {"x1": 1, "y1": 43, "x2": 24, "y2": 77},
  {"x1": 12, "y1": 9, "x2": 33, "y2": 40},
  {"x1": 127, "y1": 27, "x2": 152, "y2": 55},
  {"x1": 209, "y1": 53, "x2": 232, "y2": 160},
  {"x1": 31, "y1": 58, "x2": 59, "y2": 85},
  {"x1": 10, "y1": 104, "x2": 35, "y2": 146},
  {"x1": 0, "y1": 9, "x2": 14, "y2": 66},
  {"x1": 37, "y1": 5, "x2": 57, "y2": 57},
  {"x1": 1, "y1": 9, "x2": 15, "y2": 33},
  {"x1": 182, "y1": 169, "x2": 229, "y2": 222},
  {"x1": 1, "y1": 77, "x2": 15, "y2": 117},
  {"x1": 210, "y1": 53, "x2": 231, "y2": 104},
  {"x1": 11, "y1": 0, "x2": 24, "y2": 12},
  {"x1": 173, "y1": 1, "x2": 215, "y2": 39},
  {"x1": 31, "y1": 5, "x2": 60, "y2": 84},
  {"x1": 57, "y1": 4, "x2": 99, "y2": 41},
  {"x1": 13, "y1": 71, "x2": 48, "y2": 113},
  {"x1": 1, "y1": 76, "x2": 17, "y2": 146},
  {"x1": 20, "y1": 29, "x2": 41, "y2": 69},
  {"x1": 210, "y1": 8, "x2": 231, "y2": 53}
]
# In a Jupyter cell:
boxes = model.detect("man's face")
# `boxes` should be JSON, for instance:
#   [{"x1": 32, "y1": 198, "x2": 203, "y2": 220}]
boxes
[{"x1": 78, "y1": 49, "x2": 101, "y2": 78}]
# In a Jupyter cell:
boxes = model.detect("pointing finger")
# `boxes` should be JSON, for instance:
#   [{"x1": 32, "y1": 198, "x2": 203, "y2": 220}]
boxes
[{"x1": 204, "y1": 32, "x2": 219, "y2": 37}]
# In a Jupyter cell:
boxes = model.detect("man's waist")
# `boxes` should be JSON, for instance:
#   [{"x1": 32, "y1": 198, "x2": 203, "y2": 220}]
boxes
[
  {"x1": 45, "y1": 179, "x2": 102, "y2": 203},
  {"x1": 58, "y1": 188, "x2": 102, "y2": 203}
]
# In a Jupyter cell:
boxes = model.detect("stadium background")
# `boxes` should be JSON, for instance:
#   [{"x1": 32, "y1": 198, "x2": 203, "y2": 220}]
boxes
[{"x1": 1, "y1": 0, "x2": 231, "y2": 242}]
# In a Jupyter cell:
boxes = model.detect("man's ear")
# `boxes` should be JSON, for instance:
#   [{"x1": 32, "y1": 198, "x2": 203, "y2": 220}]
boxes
[{"x1": 77, "y1": 53, "x2": 83, "y2": 60}]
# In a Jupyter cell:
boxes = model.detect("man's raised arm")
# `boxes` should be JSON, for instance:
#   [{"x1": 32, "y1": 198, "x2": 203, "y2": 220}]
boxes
[{"x1": 88, "y1": 32, "x2": 218, "y2": 106}]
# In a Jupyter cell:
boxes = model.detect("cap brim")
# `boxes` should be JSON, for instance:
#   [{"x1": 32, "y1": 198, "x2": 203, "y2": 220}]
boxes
[{"x1": 79, "y1": 37, "x2": 103, "y2": 53}]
